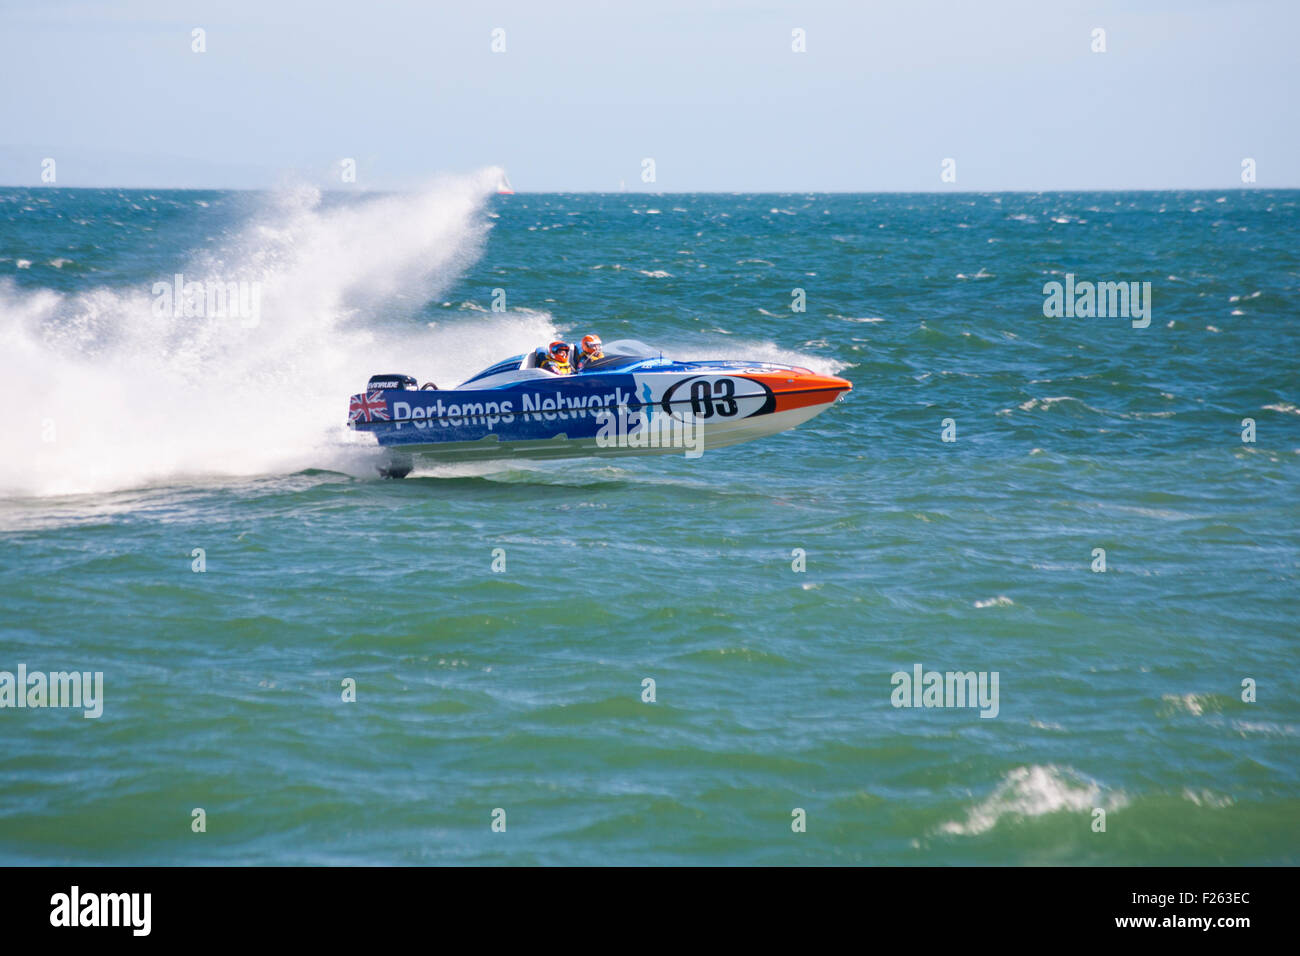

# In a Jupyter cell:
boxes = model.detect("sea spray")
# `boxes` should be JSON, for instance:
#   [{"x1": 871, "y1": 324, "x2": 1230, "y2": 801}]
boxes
[{"x1": 0, "y1": 168, "x2": 557, "y2": 496}]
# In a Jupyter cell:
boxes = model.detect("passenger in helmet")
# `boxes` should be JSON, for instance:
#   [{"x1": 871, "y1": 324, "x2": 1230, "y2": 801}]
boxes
[
  {"x1": 575, "y1": 334, "x2": 604, "y2": 371},
  {"x1": 538, "y1": 340, "x2": 573, "y2": 375}
]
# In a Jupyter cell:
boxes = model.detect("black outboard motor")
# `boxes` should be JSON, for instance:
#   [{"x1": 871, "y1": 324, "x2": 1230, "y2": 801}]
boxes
[{"x1": 366, "y1": 373, "x2": 417, "y2": 391}]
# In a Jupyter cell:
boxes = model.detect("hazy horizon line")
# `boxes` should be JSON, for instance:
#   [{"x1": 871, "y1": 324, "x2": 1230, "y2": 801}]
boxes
[{"x1": 3, "y1": 184, "x2": 1295, "y2": 195}]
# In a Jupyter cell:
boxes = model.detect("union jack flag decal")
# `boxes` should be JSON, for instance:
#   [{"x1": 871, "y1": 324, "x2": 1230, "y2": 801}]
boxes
[{"x1": 349, "y1": 391, "x2": 390, "y2": 424}]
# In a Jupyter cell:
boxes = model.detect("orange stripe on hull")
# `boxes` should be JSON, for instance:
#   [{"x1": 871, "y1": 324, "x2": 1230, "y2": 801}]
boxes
[
  {"x1": 742, "y1": 371, "x2": 852, "y2": 413},
  {"x1": 771, "y1": 387, "x2": 846, "y2": 413}
]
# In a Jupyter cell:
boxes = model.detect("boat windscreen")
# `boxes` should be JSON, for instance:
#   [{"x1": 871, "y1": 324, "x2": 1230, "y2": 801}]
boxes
[{"x1": 600, "y1": 339, "x2": 661, "y2": 358}]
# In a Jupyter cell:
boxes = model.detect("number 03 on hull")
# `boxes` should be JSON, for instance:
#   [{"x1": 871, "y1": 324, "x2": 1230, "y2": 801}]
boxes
[{"x1": 346, "y1": 340, "x2": 852, "y2": 476}]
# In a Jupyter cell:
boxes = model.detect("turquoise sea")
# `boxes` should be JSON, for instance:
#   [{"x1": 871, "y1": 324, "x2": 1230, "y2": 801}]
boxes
[{"x1": 0, "y1": 179, "x2": 1296, "y2": 864}]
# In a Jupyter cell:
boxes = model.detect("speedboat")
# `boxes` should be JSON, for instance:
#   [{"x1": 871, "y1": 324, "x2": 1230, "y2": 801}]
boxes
[{"x1": 347, "y1": 339, "x2": 851, "y2": 476}]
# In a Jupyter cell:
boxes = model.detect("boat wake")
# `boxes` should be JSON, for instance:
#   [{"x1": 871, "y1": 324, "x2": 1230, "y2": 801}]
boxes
[{"x1": 0, "y1": 168, "x2": 561, "y2": 497}]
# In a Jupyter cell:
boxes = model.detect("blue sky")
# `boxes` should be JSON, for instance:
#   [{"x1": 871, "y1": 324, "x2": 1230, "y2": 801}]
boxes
[{"x1": 1, "y1": 0, "x2": 1296, "y2": 190}]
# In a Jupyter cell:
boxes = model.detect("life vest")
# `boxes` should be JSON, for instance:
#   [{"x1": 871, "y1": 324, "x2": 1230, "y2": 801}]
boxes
[
  {"x1": 540, "y1": 357, "x2": 572, "y2": 375},
  {"x1": 576, "y1": 351, "x2": 604, "y2": 371}
]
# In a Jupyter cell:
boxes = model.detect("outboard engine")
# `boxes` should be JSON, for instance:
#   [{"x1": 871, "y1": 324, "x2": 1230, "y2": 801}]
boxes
[{"x1": 366, "y1": 373, "x2": 417, "y2": 391}]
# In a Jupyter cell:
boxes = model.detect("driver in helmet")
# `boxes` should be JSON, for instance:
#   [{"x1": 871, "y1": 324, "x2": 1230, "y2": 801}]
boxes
[
  {"x1": 538, "y1": 340, "x2": 573, "y2": 375},
  {"x1": 575, "y1": 334, "x2": 605, "y2": 371}
]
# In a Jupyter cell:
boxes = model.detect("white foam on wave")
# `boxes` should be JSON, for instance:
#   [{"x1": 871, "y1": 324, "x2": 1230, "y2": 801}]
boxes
[
  {"x1": 940, "y1": 765, "x2": 1125, "y2": 836},
  {"x1": 0, "y1": 168, "x2": 562, "y2": 497},
  {"x1": 1183, "y1": 789, "x2": 1233, "y2": 808},
  {"x1": 1159, "y1": 692, "x2": 1222, "y2": 717}
]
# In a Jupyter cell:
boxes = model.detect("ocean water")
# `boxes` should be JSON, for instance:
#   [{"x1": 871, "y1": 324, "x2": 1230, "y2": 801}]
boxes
[{"x1": 0, "y1": 175, "x2": 1296, "y2": 865}]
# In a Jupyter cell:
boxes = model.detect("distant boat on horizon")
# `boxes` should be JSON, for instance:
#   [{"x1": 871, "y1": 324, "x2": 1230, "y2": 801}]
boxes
[{"x1": 496, "y1": 173, "x2": 514, "y2": 195}]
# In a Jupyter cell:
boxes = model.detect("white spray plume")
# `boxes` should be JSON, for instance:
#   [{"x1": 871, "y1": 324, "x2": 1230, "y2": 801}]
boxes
[{"x1": 0, "y1": 167, "x2": 560, "y2": 497}]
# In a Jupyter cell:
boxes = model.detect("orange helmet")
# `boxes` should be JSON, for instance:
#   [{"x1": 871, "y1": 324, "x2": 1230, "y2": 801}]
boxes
[
  {"x1": 580, "y1": 334, "x2": 602, "y2": 356},
  {"x1": 548, "y1": 340, "x2": 571, "y2": 362}
]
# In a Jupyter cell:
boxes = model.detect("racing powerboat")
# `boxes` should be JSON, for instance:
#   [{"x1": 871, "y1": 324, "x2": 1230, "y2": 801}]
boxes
[{"x1": 347, "y1": 339, "x2": 851, "y2": 476}]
